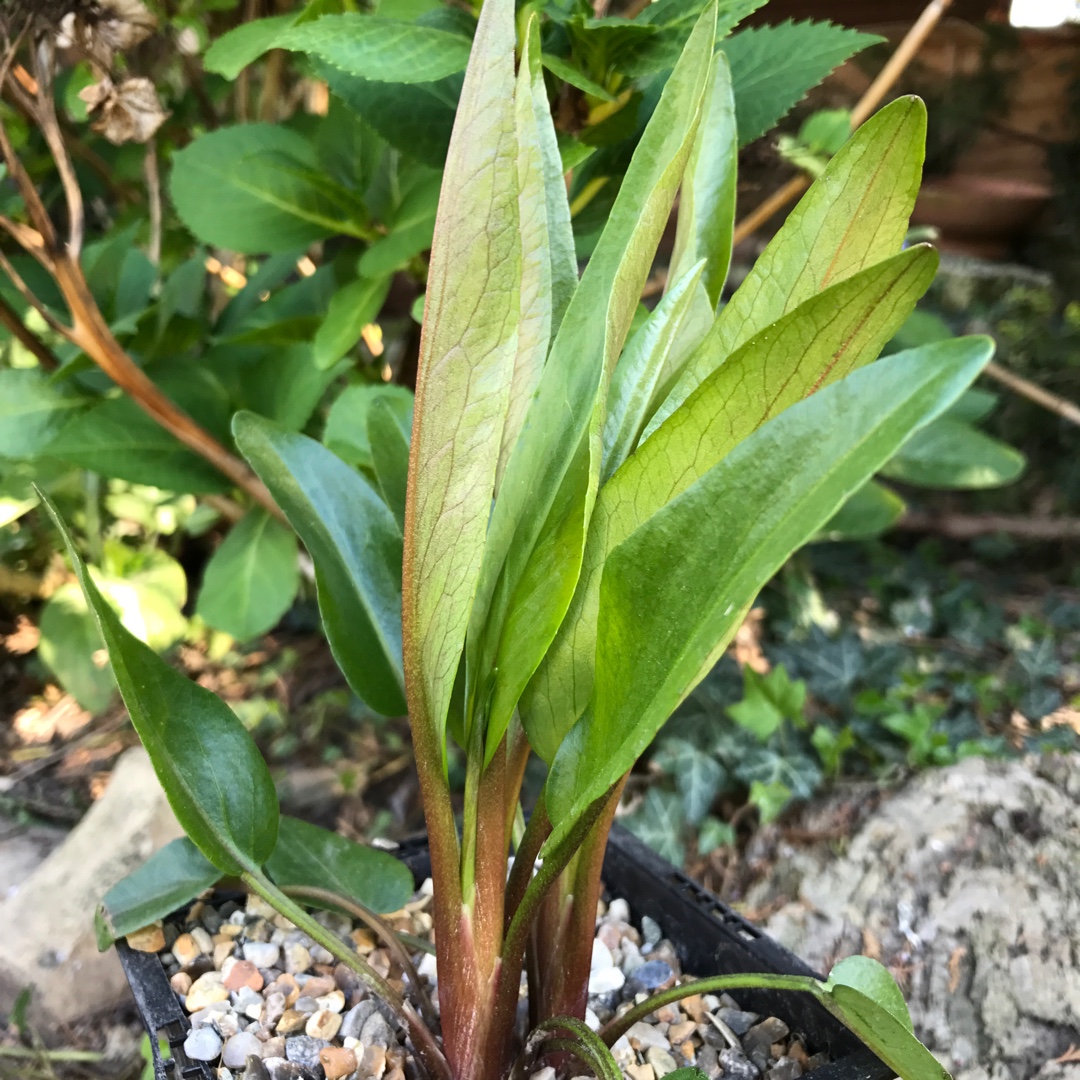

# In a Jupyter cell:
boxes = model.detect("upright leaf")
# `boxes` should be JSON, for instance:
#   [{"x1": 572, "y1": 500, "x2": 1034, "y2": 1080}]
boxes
[
  {"x1": 235, "y1": 413, "x2": 406, "y2": 716},
  {"x1": 667, "y1": 52, "x2": 738, "y2": 310},
  {"x1": 466, "y1": 5, "x2": 717, "y2": 763},
  {"x1": 196, "y1": 510, "x2": 300, "y2": 641},
  {"x1": 367, "y1": 396, "x2": 411, "y2": 531},
  {"x1": 646, "y1": 96, "x2": 927, "y2": 437},
  {"x1": 524, "y1": 245, "x2": 937, "y2": 760},
  {"x1": 498, "y1": 15, "x2": 578, "y2": 489},
  {"x1": 402, "y1": 0, "x2": 520, "y2": 755},
  {"x1": 545, "y1": 337, "x2": 995, "y2": 839},
  {"x1": 42, "y1": 497, "x2": 280, "y2": 875},
  {"x1": 314, "y1": 276, "x2": 393, "y2": 370}
]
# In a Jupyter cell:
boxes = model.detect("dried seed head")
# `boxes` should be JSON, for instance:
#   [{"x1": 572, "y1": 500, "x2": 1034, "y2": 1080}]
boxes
[
  {"x1": 2, "y1": 0, "x2": 156, "y2": 67},
  {"x1": 79, "y1": 74, "x2": 167, "y2": 144}
]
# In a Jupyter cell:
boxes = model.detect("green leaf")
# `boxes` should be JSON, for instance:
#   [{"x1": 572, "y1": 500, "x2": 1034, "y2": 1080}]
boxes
[
  {"x1": 314, "y1": 276, "x2": 393, "y2": 370},
  {"x1": 721, "y1": 21, "x2": 884, "y2": 146},
  {"x1": 96, "y1": 837, "x2": 220, "y2": 950},
  {"x1": 0, "y1": 370, "x2": 88, "y2": 459},
  {"x1": 527, "y1": 245, "x2": 937, "y2": 760},
  {"x1": 196, "y1": 510, "x2": 300, "y2": 641},
  {"x1": 544, "y1": 337, "x2": 995, "y2": 840},
  {"x1": 881, "y1": 417, "x2": 1026, "y2": 489},
  {"x1": 468, "y1": 5, "x2": 716, "y2": 765},
  {"x1": 367, "y1": 396, "x2": 410, "y2": 531},
  {"x1": 357, "y1": 174, "x2": 441, "y2": 279},
  {"x1": 647, "y1": 96, "x2": 928, "y2": 436},
  {"x1": 826, "y1": 956, "x2": 913, "y2": 1030},
  {"x1": 265, "y1": 816, "x2": 414, "y2": 914},
  {"x1": 401, "y1": 0, "x2": 521, "y2": 755},
  {"x1": 278, "y1": 15, "x2": 471, "y2": 84},
  {"x1": 498, "y1": 16, "x2": 578, "y2": 487},
  {"x1": 234, "y1": 412, "x2": 406, "y2": 716},
  {"x1": 541, "y1": 53, "x2": 615, "y2": 102},
  {"x1": 38, "y1": 584, "x2": 115, "y2": 713},
  {"x1": 655, "y1": 739, "x2": 724, "y2": 825},
  {"x1": 946, "y1": 388, "x2": 998, "y2": 425},
  {"x1": 324, "y1": 383, "x2": 414, "y2": 470},
  {"x1": 42, "y1": 497, "x2": 280, "y2": 875},
  {"x1": 727, "y1": 666, "x2": 805, "y2": 741},
  {"x1": 170, "y1": 124, "x2": 368, "y2": 254},
  {"x1": 204, "y1": 14, "x2": 298, "y2": 79},
  {"x1": 600, "y1": 260, "x2": 708, "y2": 484},
  {"x1": 667, "y1": 53, "x2": 738, "y2": 311},
  {"x1": 818, "y1": 479, "x2": 906, "y2": 540}
]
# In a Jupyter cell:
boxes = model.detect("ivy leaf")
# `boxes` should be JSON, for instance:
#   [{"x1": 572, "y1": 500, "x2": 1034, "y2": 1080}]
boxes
[
  {"x1": 721, "y1": 21, "x2": 884, "y2": 146},
  {"x1": 624, "y1": 788, "x2": 685, "y2": 866}
]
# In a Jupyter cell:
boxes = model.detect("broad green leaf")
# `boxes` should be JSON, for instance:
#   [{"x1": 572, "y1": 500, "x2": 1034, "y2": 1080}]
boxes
[
  {"x1": 467, "y1": 5, "x2": 717, "y2": 764},
  {"x1": 170, "y1": 125, "x2": 369, "y2": 253},
  {"x1": 600, "y1": 260, "x2": 707, "y2": 484},
  {"x1": 667, "y1": 53, "x2": 737, "y2": 310},
  {"x1": 401, "y1": 0, "x2": 521, "y2": 755},
  {"x1": 314, "y1": 277, "x2": 393, "y2": 370},
  {"x1": 278, "y1": 15, "x2": 471, "y2": 84},
  {"x1": 0, "y1": 370, "x2": 88, "y2": 459},
  {"x1": 881, "y1": 418, "x2": 1025, "y2": 489},
  {"x1": 646, "y1": 96, "x2": 927, "y2": 437},
  {"x1": 498, "y1": 16, "x2": 578, "y2": 488},
  {"x1": 367, "y1": 397, "x2": 410, "y2": 531},
  {"x1": 234, "y1": 413, "x2": 406, "y2": 716},
  {"x1": 525, "y1": 245, "x2": 936, "y2": 760},
  {"x1": 265, "y1": 816, "x2": 414, "y2": 914},
  {"x1": 196, "y1": 510, "x2": 300, "y2": 641},
  {"x1": 544, "y1": 337, "x2": 995, "y2": 839},
  {"x1": 38, "y1": 584, "x2": 115, "y2": 713},
  {"x1": 96, "y1": 838, "x2": 219, "y2": 950},
  {"x1": 204, "y1": 14, "x2": 298, "y2": 79},
  {"x1": 42, "y1": 498, "x2": 279, "y2": 875},
  {"x1": 324, "y1": 383, "x2": 414, "y2": 471},
  {"x1": 818, "y1": 480, "x2": 906, "y2": 541},
  {"x1": 826, "y1": 956, "x2": 913, "y2": 1030},
  {"x1": 721, "y1": 21, "x2": 883, "y2": 146}
]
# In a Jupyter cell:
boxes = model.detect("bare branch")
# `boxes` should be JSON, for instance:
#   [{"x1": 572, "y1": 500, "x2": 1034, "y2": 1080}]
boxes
[
  {"x1": 0, "y1": 293, "x2": 60, "y2": 369},
  {"x1": 0, "y1": 248, "x2": 72, "y2": 339},
  {"x1": 143, "y1": 138, "x2": 162, "y2": 267}
]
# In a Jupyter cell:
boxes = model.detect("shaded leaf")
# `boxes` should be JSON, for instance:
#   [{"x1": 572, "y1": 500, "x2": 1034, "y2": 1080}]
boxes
[
  {"x1": 204, "y1": 14, "x2": 298, "y2": 79},
  {"x1": 367, "y1": 396, "x2": 410, "y2": 531},
  {"x1": 324, "y1": 383, "x2": 414, "y2": 471},
  {"x1": 314, "y1": 277, "x2": 393, "y2": 370},
  {"x1": 819, "y1": 480, "x2": 906, "y2": 541},
  {"x1": 0, "y1": 370, "x2": 88, "y2": 460},
  {"x1": 881, "y1": 418, "x2": 1025, "y2": 489}
]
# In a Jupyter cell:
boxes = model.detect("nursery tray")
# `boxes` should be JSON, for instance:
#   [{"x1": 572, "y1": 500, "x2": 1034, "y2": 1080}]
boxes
[{"x1": 120, "y1": 826, "x2": 895, "y2": 1080}]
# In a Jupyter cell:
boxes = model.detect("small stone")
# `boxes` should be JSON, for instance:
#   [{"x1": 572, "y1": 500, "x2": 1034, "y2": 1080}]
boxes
[
  {"x1": 293, "y1": 996, "x2": 319, "y2": 1016},
  {"x1": 607, "y1": 899, "x2": 630, "y2": 923},
  {"x1": 744, "y1": 1018, "x2": 789, "y2": 1053},
  {"x1": 766, "y1": 1058, "x2": 802, "y2": 1080},
  {"x1": 384, "y1": 1069, "x2": 405, "y2": 1080},
  {"x1": 242, "y1": 1057, "x2": 270, "y2": 1080},
  {"x1": 351, "y1": 928, "x2": 377, "y2": 953},
  {"x1": 669, "y1": 1021, "x2": 697, "y2": 1043},
  {"x1": 596, "y1": 923, "x2": 622, "y2": 952},
  {"x1": 360, "y1": 1044, "x2": 387, "y2": 1079},
  {"x1": 697, "y1": 1045, "x2": 721, "y2": 1080},
  {"x1": 626, "y1": 1022, "x2": 671, "y2": 1051},
  {"x1": 309, "y1": 944, "x2": 335, "y2": 965},
  {"x1": 316, "y1": 989, "x2": 346, "y2": 1013},
  {"x1": 655, "y1": 1004, "x2": 682, "y2": 1024},
  {"x1": 341, "y1": 1002, "x2": 378, "y2": 1041},
  {"x1": 243, "y1": 942, "x2": 281, "y2": 969},
  {"x1": 299, "y1": 975, "x2": 336, "y2": 997},
  {"x1": 190, "y1": 1002, "x2": 232, "y2": 1028},
  {"x1": 191, "y1": 927, "x2": 215, "y2": 955},
  {"x1": 262, "y1": 992, "x2": 287, "y2": 1029},
  {"x1": 360, "y1": 1010, "x2": 393, "y2": 1047},
  {"x1": 225, "y1": 960, "x2": 265, "y2": 993},
  {"x1": 126, "y1": 922, "x2": 166, "y2": 953},
  {"x1": 184, "y1": 1027, "x2": 223, "y2": 1062},
  {"x1": 530, "y1": 1068, "x2": 556, "y2": 1080},
  {"x1": 718, "y1": 1048, "x2": 760, "y2": 1080},
  {"x1": 630, "y1": 960, "x2": 676, "y2": 992},
  {"x1": 186, "y1": 972, "x2": 229, "y2": 1012},
  {"x1": 247, "y1": 895, "x2": 278, "y2": 919},
  {"x1": 223, "y1": 1033, "x2": 265, "y2": 1069},
  {"x1": 716, "y1": 1009, "x2": 759, "y2": 1036},
  {"x1": 215, "y1": 941, "x2": 237, "y2": 968},
  {"x1": 261, "y1": 1038, "x2": 286, "y2": 1060},
  {"x1": 170, "y1": 972, "x2": 193, "y2": 996},
  {"x1": 174, "y1": 933, "x2": 202, "y2": 968},
  {"x1": 641, "y1": 916, "x2": 662, "y2": 949},
  {"x1": 319, "y1": 1047, "x2": 358, "y2": 1080},
  {"x1": 266, "y1": 975, "x2": 300, "y2": 1007},
  {"x1": 588, "y1": 966, "x2": 626, "y2": 994},
  {"x1": 676, "y1": 1042, "x2": 696, "y2": 1064},
  {"x1": 305, "y1": 1009, "x2": 343, "y2": 1040},
  {"x1": 646, "y1": 1047, "x2": 679, "y2": 1078},
  {"x1": 263, "y1": 1058, "x2": 303, "y2": 1080},
  {"x1": 217, "y1": 1013, "x2": 241, "y2": 1039},
  {"x1": 626, "y1": 1064, "x2": 655, "y2": 1080},
  {"x1": 275, "y1": 1010, "x2": 308, "y2": 1035},
  {"x1": 804, "y1": 1053, "x2": 828, "y2": 1071},
  {"x1": 284, "y1": 943, "x2": 312, "y2": 975},
  {"x1": 620, "y1": 940, "x2": 645, "y2": 975},
  {"x1": 285, "y1": 1036, "x2": 330, "y2": 1070}
]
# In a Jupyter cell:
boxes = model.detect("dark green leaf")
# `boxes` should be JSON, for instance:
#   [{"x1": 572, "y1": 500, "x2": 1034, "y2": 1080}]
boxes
[
  {"x1": 323, "y1": 383, "x2": 414, "y2": 470},
  {"x1": 818, "y1": 480, "x2": 906, "y2": 541},
  {"x1": 314, "y1": 277, "x2": 393, "y2": 370},
  {"x1": 367, "y1": 396, "x2": 410, "y2": 531}
]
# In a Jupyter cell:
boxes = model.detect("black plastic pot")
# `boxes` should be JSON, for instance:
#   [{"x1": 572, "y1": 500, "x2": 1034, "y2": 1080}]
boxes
[{"x1": 119, "y1": 826, "x2": 894, "y2": 1080}]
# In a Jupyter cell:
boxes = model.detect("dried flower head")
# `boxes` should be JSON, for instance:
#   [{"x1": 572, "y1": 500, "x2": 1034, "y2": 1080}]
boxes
[
  {"x1": 4, "y1": 0, "x2": 156, "y2": 67},
  {"x1": 79, "y1": 74, "x2": 167, "y2": 144}
]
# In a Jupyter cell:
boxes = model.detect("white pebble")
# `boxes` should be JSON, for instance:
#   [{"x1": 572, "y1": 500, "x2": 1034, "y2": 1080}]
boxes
[
  {"x1": 607, "y1": 899, "x2": 630, "y2": 923},
  {"x1": 588, "y1": 966, "x2": 626, "y2": 994},
  {"x1": 184, "y1": 1027, "x2": 223, "y2": 1062},
  {"x1": 222, "y1": 1032, "x2": 264, "y2": 1069},
  {"x1": 242, "y1": 942, "x2": 280, "y2": 969},
  {"x1": 591, "y1": 940, "x2": 615, "y2": 971}
]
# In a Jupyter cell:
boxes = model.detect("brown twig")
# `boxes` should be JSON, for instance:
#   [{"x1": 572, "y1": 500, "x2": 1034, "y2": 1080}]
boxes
[
  {"x1": 983, "y1": 361, "x2": 1080, "y2": 427},
  {"x1": 0, "y1": 293, "x2": 60, "y2": 369},
  {"x1": 144, "y1": 139, "x2": 162, "y2": 268},
  {"x1": 895, "y1": 513, "x2": 1080, "y2": 541},
  {"x1": 731, "y1": 0, "x2": 954, "y2": 246},
  {"x1": 0, "y1": 249, "x2": 70, "y2": 337}
]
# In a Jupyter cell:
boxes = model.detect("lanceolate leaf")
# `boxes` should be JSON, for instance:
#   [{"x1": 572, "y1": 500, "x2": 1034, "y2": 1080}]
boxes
[
  {"x1": 667, "y1": 52, "x2": 738, "y2": 310},
  {"x1": 498, "y1": 17, "x2": 578, "y2": 491},
  {"x1": 881, "y1": 417, "x2": 1025, "y2": 489},
  {"x1": 402, "y1": 0, "x2": 521, "y2": 756},
  {"x1": 42, "y1": 497, "x2": 280, "y2": 875},
  {"x1": 196, "y1": 510, "x2": 300, "y2": 641},
  {"x1": 819, "y1": 480, "x2": 906, "y2": 541},
  {"x1": 96, "y1": 837, "x2": 219, "y2": 950},
  {"x1": 466, "y1": 5, "x2": 716, "y2": 764},
  {"x1": 524, "y1": 245, "x2": 937, "y2": 760},
  {"x1": 266, "y1": 816, "x2": 415, "y2": 915},
  {"x1": 544, "y1": 337, "x2": 995, "y2": 840},
  {"x1": 234, "y1": 413, "x2": 406, "y2": 716},
  {"x1": 646, "y1": 96, "x2": 927, "y2": 438},
  {"x1": 367, "y1": 396, "x2": 411, "y2": 532},
  {"x1": 314, "y1": 276, "x2": 393, "y2": 370}
]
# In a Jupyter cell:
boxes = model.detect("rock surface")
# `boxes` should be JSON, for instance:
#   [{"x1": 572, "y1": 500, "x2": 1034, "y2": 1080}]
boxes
[
  {"x1": 758, "y1": 755, "x2": 1080, "y2": 1080},
  {"x1": 0, "y1": 748, "x2": 183, "y2": 1027}
]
